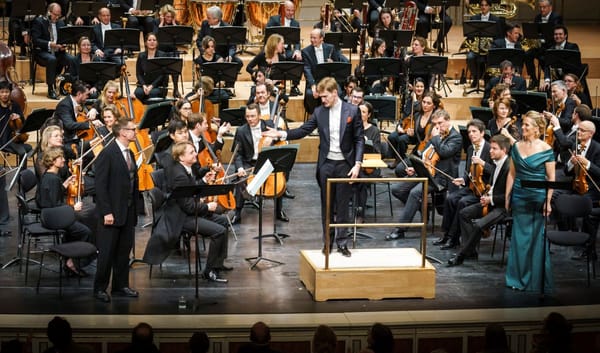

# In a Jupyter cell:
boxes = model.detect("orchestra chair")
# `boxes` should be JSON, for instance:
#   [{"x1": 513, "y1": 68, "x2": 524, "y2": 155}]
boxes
[
  {"x1": 546, "y1": 194, "x2": 596, "y2": 287},
  {"x1": 18, "y1": 169, "x2": 41, "y2": 216},
  {"x1": 490, "y1": 215, "x2": 512, "y2": 266},
  {"x1": 35, "y1": 205, "x2": 97, "y2": 297}
]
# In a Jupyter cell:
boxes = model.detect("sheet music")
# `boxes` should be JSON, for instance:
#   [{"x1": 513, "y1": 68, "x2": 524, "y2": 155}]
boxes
[{"x1": 246, "y1": 160, "x2": 274, "y2": 196}]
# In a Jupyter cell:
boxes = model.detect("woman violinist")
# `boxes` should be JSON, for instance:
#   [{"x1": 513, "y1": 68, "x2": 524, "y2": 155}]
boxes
[
  {"x1": 488, "y1": 97, "x2": 520, "y2": 145},
  {"x1": 0, "y1": 80, "x2": 32, "y2": 163},
  {"x1": 97, "y1": 104, "x2": 121, "y2": 138},
  {"x1": 36, "y1": 147, "x2": 92, "y2": 277},
  {"x1": 564, "y1": 73, "x2": 592, "y2": 107}
]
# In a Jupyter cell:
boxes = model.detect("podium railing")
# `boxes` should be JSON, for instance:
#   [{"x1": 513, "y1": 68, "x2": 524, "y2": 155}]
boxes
[{"x1": 324, "y1": 177, "x2": 429, "y2": 269}]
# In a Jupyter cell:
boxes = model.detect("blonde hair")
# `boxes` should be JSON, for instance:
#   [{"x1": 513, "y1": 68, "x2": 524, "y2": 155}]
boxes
[
  {"x1": 40, "y1": 125, "x2": 63, "y2": 152},
  {"x1": 99, "y1": 80, "x2": 121, "y2": 108},
  {"x1": 42, "y1": 147, "x2": 64, "y2": 169},
  {"x1": 265, "y1": 34, "x2": 284, "y2": 59},
  {"x1": 158, "y1": 4, "x2": 176, "y2": 18},
  {"x1": 524, "y1": 110, "x2": 546, "y2": 137}
]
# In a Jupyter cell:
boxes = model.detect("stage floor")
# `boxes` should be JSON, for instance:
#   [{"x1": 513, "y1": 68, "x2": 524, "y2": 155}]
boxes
[{"x1": 0, "y1": 163, "x2": 599, "y2": 316}]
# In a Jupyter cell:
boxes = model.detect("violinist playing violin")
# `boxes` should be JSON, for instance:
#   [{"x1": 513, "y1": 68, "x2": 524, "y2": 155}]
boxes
[
  {"x1": 36, "y1": 147, "x2": 92, "y2": 277},
  {"x1": 0, "y1": 80, "x2": 32, "y2": 162},
  {"x1": 543, "y1": 80, "x2": 576, "y2": 134},
  {"x1": 231, "y1": 104, "x2": 289, "y2": 225},
  {"x1": 55, "y1": 80, "x2": 104, "y2": 146},
  {"x1": 448, "y1": 135, "x2": 511, "y2": 266},
  {"x1": 436, "y1": 119, "x2": 493, "y2": 250},
  {"x1": 387, "y1": 109, "x2": 461, "y2": 241}
]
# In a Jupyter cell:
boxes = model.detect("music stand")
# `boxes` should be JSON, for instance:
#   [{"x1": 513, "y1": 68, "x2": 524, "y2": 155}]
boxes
[
  {"x1": 429, "y1": 0, "x2": 460, "y2": 53},
  {"x1": 512, "y1": 91, "x2": 547, "y2": 116},
  {"x1": 270, "y1": 62, "x2": 304, "y2": 95},
  {"x1": 157, "y1": 25, "x2": 194, "y2": 52},
  {"x1": 264, "y1": 27, "x2": 300, "y2": 47},
  {"x1": 411, "y1": 55, "x2": 451, "y2": 97},
  {"x1": 463, "y1": 20, "x2": 498, "y2": 94},
  {"x1": 522, "y1": 22, "x2": 553, "y2": 44},
  {"x1": 520, "y1": 179, "x2": 571, "y2": 297},
  {"x1": 140, "y1": 0, "x2": 171, "y2": 12},
  {"x1": 104, "y1": 28, "x2": 141, "y2": 67},
  {"x1": 212, "y1": 26, "x2": 247, "y2": 49},
  {"x1": 364, "y1": 95, "x2": 397, "y2": 126},
  {"x1": 469, "y1": 106, "x2": 494, "y2": 128},
  {"x1": 57, "y1": 26, "x2": 93, "y2": 49},
  {"x1": 144, "y1": 57, "x2": 183, "y2": 87},
  {"x1": 107, "y1": 4, "x2": 126, "y2": 23},
  {"x1": 201, "y1": 62, "x2": 239, "y2": 107},
  {"x1": 139, "y1": 101, "x2": 173, "y2": 131},
  {"x1": 79, "y1": 62, "x2": 120, "y2": 85},
  {"x1": 148, "y1": 133, "x2": 173, "y2": 165},
  {"x1": 169, "y1": 183, "x2": 235, "y2": 302},
  {"x1": 220, "y1": 107, "x2": 247, "y2": 126},
  {"x1": 315, "y1": 62, "x2": 351, "y2": 83},
  {"x1": 545, "y1": 49, "x2": 583, "y2": 78},
  {"x1": 487, "y1": 48, "x2": 525, "y2": 74},
  {"x1": 324, "y1": 32, "x2": 359, "y2": 62},
  {"x1": 72, "y1": 2, "x2": 105, "y2": 21},
  {"x1": 246, "y1": 145, "x2": 298, "y2": 269},
  {"x1": 364, "y1": 58, "x2": 402, "y2": 84},
  {"x1": 377, "y1": 30, "x2": 413, "y2": 54}
]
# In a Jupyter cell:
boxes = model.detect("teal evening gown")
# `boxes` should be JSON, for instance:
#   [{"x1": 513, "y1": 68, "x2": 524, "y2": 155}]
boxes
[{"x1": 506, "y1": 146, "x2": 555, "y2": 292}]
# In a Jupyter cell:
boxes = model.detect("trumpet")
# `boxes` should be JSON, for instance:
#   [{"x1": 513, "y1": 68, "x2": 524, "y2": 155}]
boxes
[{"x1": 433, "y1": 6, "x2": 442, "y2": 24}]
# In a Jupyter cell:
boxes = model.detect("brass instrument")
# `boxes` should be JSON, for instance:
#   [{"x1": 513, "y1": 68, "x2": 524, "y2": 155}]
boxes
[
  {"x1": 465, "y1": 0, "x2": 535, "y2": 19},
  {"x1": 433, "y1": 6, "x2": 442, "y2": 24},
  {"x1": 459, "y1": 37, "x2": 493, "y2": 55}
]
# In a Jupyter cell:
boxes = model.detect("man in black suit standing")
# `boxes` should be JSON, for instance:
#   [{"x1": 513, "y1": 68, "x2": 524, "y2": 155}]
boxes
[
  {"x1": 525, "y1": 0, "x2": 563, "y2": 90},
  {"x1": 466, "y1": 0, "x2": 501, "y2": 87},
  {"x1": 266, "y1": 0, "x2": 303, "y2": 96},
  {"x1": 436, "y1": 119, "x2": 494, "y2": 249},
  {"x1": 263, "y1": 77, "x2": 364, "y2": 256},
  {"x1": 55, "y1": 80, "x2": 104, "y2": 145},
  {"x1": 301, "y1": 29, "x2": 343, "y2": 114},
  {"x1": 231, "y1": 103, "x2": 288, "y2": 225},
  {"x1": 30, "y1": 3, "x2": 76, "y2": 99},
  {"x1": 91, "y1": 7, "x2": 123, "y2": 65},
  {"x1": 93, "y1": 118, "x2": 139, "y2": 303},
  {"x1": 447, "y1": 134, "x2": 511, "y2": 266},
  {"x1": 195, "y1": 6, "x2": 242, "y2": 89}
]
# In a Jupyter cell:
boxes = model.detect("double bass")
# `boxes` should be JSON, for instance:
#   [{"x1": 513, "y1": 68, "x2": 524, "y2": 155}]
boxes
[{"x1": 0, "y1": 41, "x2": 28, "y2": 143}]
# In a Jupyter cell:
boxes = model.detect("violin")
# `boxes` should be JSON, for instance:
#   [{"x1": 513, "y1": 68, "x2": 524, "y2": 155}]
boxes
[
  {"x1": 200, "y1": 138, "x2": 236, "y2": 211},
  {"x1": 572, "y1": 142, "x2": 590, "y2": 195},
  {"x1": 75, "y1": 106, "x2": 97, "y2": 141},
  {"x1": 401, "y1": 92, "x2": 416, "y2": 133},
  {"x1": 417, "y1": 123, "x2": 433, "y2": 154},
  {"x1": 468, "y1": 146, "x2": 491, "y2": 236},
  {"x1": 66, "y1": 144, "x2": 83, "y2": 207}
]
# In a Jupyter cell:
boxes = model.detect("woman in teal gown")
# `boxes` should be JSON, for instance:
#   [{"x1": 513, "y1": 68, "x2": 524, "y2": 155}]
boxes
[{"x1": 505, "y1": 111, "x2": 556, "y2": 292}]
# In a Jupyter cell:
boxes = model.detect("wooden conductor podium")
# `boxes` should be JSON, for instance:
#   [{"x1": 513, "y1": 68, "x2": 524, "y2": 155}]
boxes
[{"x1": 298, "y1": 177, "x2": 436, "y2": 302}]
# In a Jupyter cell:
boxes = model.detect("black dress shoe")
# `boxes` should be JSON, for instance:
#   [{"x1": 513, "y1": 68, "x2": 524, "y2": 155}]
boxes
[
  {"x1": 218, "y1": 265, "x2": 233, "y2": 271},
  {"x1": 47, "y1": 90, "x2": 59, "y2": 100},
  {"x1": 94, "y1": 290, "x2": 111, "y2": 303},
  {"x1": 283, "y1": 189, "x2": 295, "y2": 199},
  {"x1": 204, "y1": 270, "x2": 228, "y2": 283},
  {"x1": 447, "y1": 254, "x2": 465, "y2": 267},
  {"x1": 276, "y1": 210, "x2": 289, "y2": 222},
  {"x1": 385, "y1": 229, "x2": 405, "y2": 241},
  {"x1": 112, "y1": 287, "x2": 139, "y2": 297},
  {"x1": 290, "y1": 86, "x2": 302, "y2": 96},
  {"x1": 231, "y1": 213, "x2": 242, "y2": 224},
  {"x1": 464, "y1": 252, "x2": 478, "y2": 260},
  {"x1": 433, "y1": 235, "x2": 450, "y2": 246},
  {"x1": 441, "y1": 241, "x2": 460, "y2": 250},
  {"x1": 337, "y1": 246, "x2": 351, "y2": 257}
]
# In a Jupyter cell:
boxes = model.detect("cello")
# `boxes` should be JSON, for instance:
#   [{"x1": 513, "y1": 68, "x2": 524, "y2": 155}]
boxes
[{"x1": 0, "y1": 41, "x2": 28, "y2": 143}]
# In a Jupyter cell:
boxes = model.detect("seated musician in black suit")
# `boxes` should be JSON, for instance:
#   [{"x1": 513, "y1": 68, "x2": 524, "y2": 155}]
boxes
[
  {"x1": 491, "y1": 22, "x2": 522, "y2": 50},
  {"x1": 544, "y1": 80, "x2": 576, "y2": 135},
  {"x1": 91, "y1": 7, "x2": 123, "y2": 66},
  {"x1": 387, "y1": 109, "x2": 462, "y2": 240},
  {"x1": 31, "y1": 3, "x2": 77, "y2": 100},
  {"x1": 481, "y1": 60, "x2": 526, "y2": 107},
  {"x1": 231, "y1": 104, "x2": 288, "y2": 225},
  {"x1": 436, "y1": 119, "x2": 494, "y2": 250},
  {"x1": 195, "y1": 6, "x2": 242, "y2": 89},
  {"x1": 55, "y1": 80, "x2": 104, "y2": 146},
  {"x1": 447, "y1": 134, "x2": 511, "y2": 266},
  {"x1": 118, "y1": 0, "x2": 155, "y2": 35},
  {"x1": 540, "y1": 24, "x2": 581, "y2": 91}
]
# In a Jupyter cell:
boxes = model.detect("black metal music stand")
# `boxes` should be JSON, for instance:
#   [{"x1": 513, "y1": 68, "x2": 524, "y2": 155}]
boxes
[
  {"x1": 463, "y1": 20, "x2": 498, "y2": 94},
  {"x1": 107, "y1": 4, "x2": 126, "y2": 23},
  {"x1": 104, "y1": 28, "x2": 141, "y2": 70},
  {"x1": 219, "y1": 107, "x2": 247, "y2": 126},
  {"x1": 264, "y1": 26, "x2": 300, "y2": 46},
  {"x1": 545, "y1": 49, "x2": 583, "y2": 79},
  {"x1": 57, "y1": 26, "x2": 93, "y2": 51},
  {"x1": 520, "y1": 179, "x2": 572, "y2": 298},
  {"x1": 148, "y1": 133, "x2": 173, "y2": 165},
  {"x1": 429, "y1": 0, "x2": 460, "y2": 53},
  {"x1": 212, "y1": 26, "x2": 247, "y2": 49},
  {"x1": 269, "y1": 61, "x2": 304, "y2": 95},
  {"x1": 72, "y1": 2, "x2": 105, "y2": 21},
  {"x1": 145, "y1": 57, "x2": 183, "y2": 89},
  {"x1": 140, "y1": 0, "x2": 171, "y2": 12},
  {"x1": 411, "y1": 55, "x2": 451, "y2": 97},
  {"x1": 139, "y1": 101, "x2": 173, "y2": 131},
  {"x1": 487, "y1": 48, "x2": 525, "y2": 74},
  {"x1": 170, "y1": 183, "x2": 235, "y2": 303},
  {"x1": 79, "y1": 62, "x2": 120, "y2": 86},
  {"x1": 522, "y1": 22, "x2": 554, "y2": 45},
  {"x1": 512, "y1": 91, "x2": 547, "y2": 116},
  {"x1": 364, "y1": 95, "x2": 397, "y2": 126},
  {"x1": 157, "y1": 25, "x2": 194, "y2": 52},
  {"x1": 409, "y1": 155, "x2": 444, "y2": 264},
  {"x1": 377, "y1": 30, "x2": 413, "y2": 54},
  {"x1": 324, "y1": 32, "x2": 359, "y2": 62},
  {"x1": 315, "y1": 62, "x2": 352, "y2": 83},
  {"x1": 469, "y1": 106, "x2": 494, "y2": 129},
  {"x1": 201, "y1": 62, "x2": 239, "y2": 107},
  {"x1": 246, "y1": 145, "x2": 298, "y2": 269}
]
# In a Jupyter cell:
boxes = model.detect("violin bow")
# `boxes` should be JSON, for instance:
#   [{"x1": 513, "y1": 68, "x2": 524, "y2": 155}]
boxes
[{"x1": 381, "y1": 134, "x2": 409, "y2": 169}]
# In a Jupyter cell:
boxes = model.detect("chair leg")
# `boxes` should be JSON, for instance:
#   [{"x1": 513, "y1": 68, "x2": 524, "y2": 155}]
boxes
[
  {"x1": 149, "y1": 264, "x2": 153, "y2": 279},
  {"x1": 225, "y1": 213, "x2": 238, "y2": 241},
  {"x1": 491, "y1": 224, "x2": 500, "y2": 258},
  {"x1": 25, "y1": 235, "x2": 32, "y2": 284},
  {"x1": 58, "y1": 256, "x2": 63, "y2": 298},
  {"x1": 36, "y1": 251, "x2": 44, "y2": 293},
  {"x1": 387, "y1": 183, "x2": 393, "y2": 217}
]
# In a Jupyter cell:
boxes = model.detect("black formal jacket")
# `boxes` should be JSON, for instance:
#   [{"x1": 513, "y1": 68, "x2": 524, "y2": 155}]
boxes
[
  {"x1": 286, "y1": 101, "x2": 364, "y2": 177},
  {"x1": 491, "y1": 38, "x2": 523, "y2": 49},
  {"x1": 565, "y1": 138, "x2": 600, "y2": 202},
  {"x1": 481, "y1": 75, "x2": 526, "y2": 107},
  {"x1": 555, "y1": 97, "x2": 576, "y2": 134},
  {"x1": 31, "y1": 16, "x2": 68, "y2": 55},
  {"x1": 95, "y1": 140, "x2": 139, "y2": 227},
  {"x1": 423, "y1": 127, "x2": 462, "y2": 190},
  {"x1": 489, "y1": 156, "x2": 510, "y2": 208},
  {"x1": 136, "y1": 50, "x2": 168, "y2": 88},
  {"x1": 36, "y1": 172, "x2": 66, "y2": 209},
  {"x1": 266, "y1": 15, "x2": 301, "y2": 51},
  {"x1": 196, "y1": 20, "x2": 236, "y2": 59},
  {"x1": 301, "y1": 43, "x2": 342, "y2": 88},
  {"x1": 460, "y1": 141, "x2": 494, "y2": 187},
  {"x1": 91, "y1": 22, "x2": 122, "y2": 57},
  {"x1": 534, "y1": 11, "x2": 563, "y2": 26},
  {"x1": 232, "y1": 120, "x2": 275, "y2": 170},
  {"x1": 468, "y1": 13, "x2": 502, "y2": 40},
  {"x1": 554, "y1": 125, "x2": 577, "y2": 164},
  {"x1": 55, "y1": 96, "x2": 91, "y2": 142}
]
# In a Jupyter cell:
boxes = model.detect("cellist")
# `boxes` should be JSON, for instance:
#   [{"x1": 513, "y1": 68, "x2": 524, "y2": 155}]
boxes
[
  {"x1": 448, "y1": 134, "x2": 511, "y2": 266},
  {"x1": 436, "y1": 119, "x2": 493, "y2": 250},
  {"x1": 0, "y1": 80, "x2": 32, "y2": 161}
]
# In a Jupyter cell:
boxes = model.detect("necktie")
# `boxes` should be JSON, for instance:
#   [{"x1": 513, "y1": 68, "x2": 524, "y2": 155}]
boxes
[
  {"x1": 124, "y1": 149, "x2": 132, "y2": 170},
  {"x1": 578, "y1": 142, "x2": 586, "y2": 155}
]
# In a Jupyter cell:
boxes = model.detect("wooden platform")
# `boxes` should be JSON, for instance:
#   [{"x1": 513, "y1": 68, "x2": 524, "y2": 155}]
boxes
[{"x1": 299, "y1": 248, "x2": 436, "y2": 301}]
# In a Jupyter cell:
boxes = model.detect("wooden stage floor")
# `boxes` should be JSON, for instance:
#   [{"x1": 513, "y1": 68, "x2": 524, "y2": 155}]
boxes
[{"x1": 0, "y1": 163, "x2": 599, "y2": 316}]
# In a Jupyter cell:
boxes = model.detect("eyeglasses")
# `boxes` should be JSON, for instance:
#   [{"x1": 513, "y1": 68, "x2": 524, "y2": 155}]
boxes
[{"x1": 122, "y1": 127, "x2": 136, "y2": 131}]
